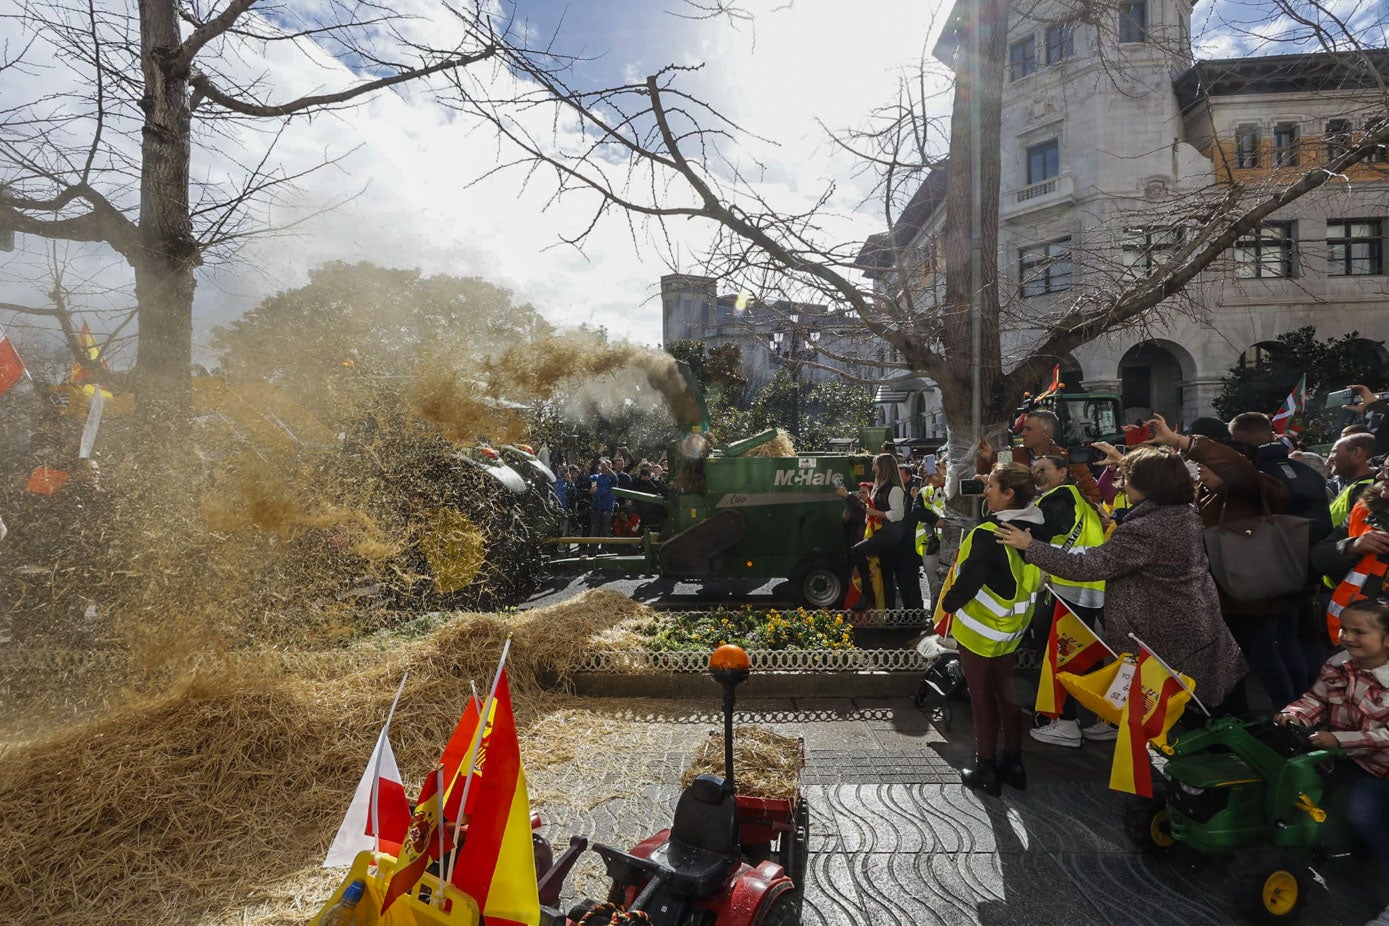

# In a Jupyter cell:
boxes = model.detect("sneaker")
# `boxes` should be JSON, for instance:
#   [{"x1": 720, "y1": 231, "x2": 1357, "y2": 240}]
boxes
[
  {"x1": 1029, "y1": 719, "x2": 1083, "y2": 748},
  {"x1": 1081, "y1": 721, "x2": 1119, "y2": 742},
  {"x1": 1367, "y1": 902, "x2": 1389, "y2": 926}
]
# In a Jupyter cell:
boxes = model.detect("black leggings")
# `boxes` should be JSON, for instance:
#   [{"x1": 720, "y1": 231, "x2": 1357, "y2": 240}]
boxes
[{"x1": 850, "y1": 523, "x2": 904, "y2": 604}]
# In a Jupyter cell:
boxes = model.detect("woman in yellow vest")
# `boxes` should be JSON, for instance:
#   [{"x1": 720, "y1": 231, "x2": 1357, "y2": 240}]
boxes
[{"x1": 941, "y1": 463, "x2": 1046, "y2": 797}]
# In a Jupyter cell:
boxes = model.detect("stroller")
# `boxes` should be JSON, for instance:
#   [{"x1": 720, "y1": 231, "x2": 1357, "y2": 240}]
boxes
[{"x1": 912, "y1": 634, "x2": 969, "y2": 729}]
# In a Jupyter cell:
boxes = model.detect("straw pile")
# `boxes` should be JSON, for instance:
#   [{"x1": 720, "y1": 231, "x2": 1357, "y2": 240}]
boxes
[
  {"x1": 739, "y1": 428, "x2": 796, "y2": 458},
  {"x1": 679, "y1": 725, "x2": 802, "y2": 802},
  {"x1": 0, "y1": 591, "x2": 663, "y2": 926}
]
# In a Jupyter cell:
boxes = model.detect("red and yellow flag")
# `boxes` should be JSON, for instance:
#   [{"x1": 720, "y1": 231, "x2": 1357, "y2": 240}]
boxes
[
  {"x1": 1035, "y1": 599, "x2": 1112, "y2": 717},
  {"x1": 932, "y1": 561, "x2": 958, "y2": 637},
  {"x1": 448, "y1": 669, "x2": 540, "y2": 926},
  {"x1": 70, "y1": 323, "x2": 109, "y2": 383},
  {"x1": 439, "y1": 696, "x2": 482, "y2": 820},
  {"x1": 1109, "y1": 648, "x2": 1193, "y2": 797},
  {"x1": 844, "y1": 516, "x2": 885, "y2": 612},
  {"x1": 381, "y1": 769, "x2": 451, "y2": 914}
]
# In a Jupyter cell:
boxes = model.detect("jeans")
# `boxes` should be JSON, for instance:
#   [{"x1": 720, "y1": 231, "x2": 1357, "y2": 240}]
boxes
[
  {"x1": 1225, "y1": 608, "x2": 1309, "y2": 711},
  {"x1": 1337, "y1": 762, "x2": 1389, "y2": 882},
  {"x1": 589, "y1": 508, "x2": 613, "y2": 539}
]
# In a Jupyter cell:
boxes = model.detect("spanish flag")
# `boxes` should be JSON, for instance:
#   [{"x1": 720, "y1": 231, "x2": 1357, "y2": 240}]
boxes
[
  {"x1": 448, "y1": 669, "x2": 540, "y2": 926},
  {"x1": 381, "y1": 768, "x2": 451, "y2": 914},
  {"x1": 439, "y1": 695, "x2": 483, "y2": 820},
  {"x1": 844, "y1": 516, "x2": 885, "y2": 612},
  {"x1": 1035, "y1": 598, "x2": 1113, "y2": 717},
  {"x1": 932, "y1": 562, "x2": 958, "y2": 636},
  {"x1": 1109, "y1": 648, "x2": 1193, "y2": 797},
  {"x1": 70, "y1": 323, "x2": 109, "y2": 383}
]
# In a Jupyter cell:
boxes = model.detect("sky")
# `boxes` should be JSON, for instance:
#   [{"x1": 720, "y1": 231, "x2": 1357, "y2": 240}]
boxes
[{"x1": 0, "y1": 0, "x2": 949, "y2": 367}]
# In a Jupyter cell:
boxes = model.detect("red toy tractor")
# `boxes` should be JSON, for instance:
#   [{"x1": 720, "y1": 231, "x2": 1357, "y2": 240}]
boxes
[{"x1": 546, "y1": 644, "x2": 807, "y2": 926}]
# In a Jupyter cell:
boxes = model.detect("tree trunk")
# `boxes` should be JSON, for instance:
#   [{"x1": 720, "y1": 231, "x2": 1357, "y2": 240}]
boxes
[{"x1": 134, "y1": 0, "x2": 198, "y2": 440}]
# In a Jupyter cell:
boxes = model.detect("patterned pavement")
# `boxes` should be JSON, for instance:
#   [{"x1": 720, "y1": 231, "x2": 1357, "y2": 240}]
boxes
[{"x1": 535, "y1": 698, "x2": 1383, "y2": 926}]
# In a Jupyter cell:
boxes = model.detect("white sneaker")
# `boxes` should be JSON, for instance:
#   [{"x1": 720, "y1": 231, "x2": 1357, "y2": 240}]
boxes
[
  {"x1": 1030, "y1": 719, "x2": 1083, "y2": 748},
  {"x1": 1081, "y1": 721, "x2": 1118, "y2": 742}
]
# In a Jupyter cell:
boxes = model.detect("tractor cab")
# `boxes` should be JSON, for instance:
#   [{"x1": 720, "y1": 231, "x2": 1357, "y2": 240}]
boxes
[{"x1": 1052, "y1": 393, "x2": 1125, "y2": 447}]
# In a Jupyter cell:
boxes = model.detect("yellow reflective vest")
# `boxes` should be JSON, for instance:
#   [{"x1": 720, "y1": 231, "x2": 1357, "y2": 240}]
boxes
[
  {"x1": 1039, "y1": 483, "x2": 1107, "y2": 610},
  {"x1": 950, "y1": 521, "x2": 1043, "y2": 658},
  {"x1": 915, "y1": 485, "x2": 945, "y2": 556}
]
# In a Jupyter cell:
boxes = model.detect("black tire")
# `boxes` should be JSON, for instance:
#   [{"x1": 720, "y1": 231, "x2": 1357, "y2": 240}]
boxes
[
  {"x1": 1123, "y1": 797, "x2": 1177, "y2": 856},
  {"x1": 1230, "y1": 848, "x2": 1309, "y2": 923},
  {"x1": 792, "y1": 557, "x2": 847, "y2": 609},
  {"x1": 753, "y1": 887, "x2": 801, "y2": 926},
  {"x1": 777, "y1": 797, "x2": 810, "y2": 889}
]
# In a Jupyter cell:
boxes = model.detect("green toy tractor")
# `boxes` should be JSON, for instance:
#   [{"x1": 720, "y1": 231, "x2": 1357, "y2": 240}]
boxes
[{"x1": 1125, "y1": 716, "x2": 1360, "y2": 922}]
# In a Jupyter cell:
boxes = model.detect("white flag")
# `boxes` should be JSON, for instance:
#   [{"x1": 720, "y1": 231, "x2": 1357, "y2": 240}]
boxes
[{"x1": 323, "y1": 726, "x2": 410, "y2": 866}]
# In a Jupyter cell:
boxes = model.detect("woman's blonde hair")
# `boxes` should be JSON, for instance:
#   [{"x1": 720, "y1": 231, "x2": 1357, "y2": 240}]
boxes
[{"x1": 873, "y1": 452, "x2": 905, "y2": 489}]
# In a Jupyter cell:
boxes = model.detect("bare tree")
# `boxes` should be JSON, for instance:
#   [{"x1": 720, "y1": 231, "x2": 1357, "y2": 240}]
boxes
[
  {"x1": 0, "y1": 0, "x2": 513, "y2": 446},
  {"x1": 456, "y1": 0, "x2": 1389, "y2": 471}
]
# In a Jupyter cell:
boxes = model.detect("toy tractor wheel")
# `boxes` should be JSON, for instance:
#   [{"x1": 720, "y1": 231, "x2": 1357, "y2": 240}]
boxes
[
  {"x1": 1232, "y1": 848, "x2": 1309, "y2": 923},
  {"x1": 1123, "y1": 797, "x2": 1176, "y2": 855},
  {"x1": 752, "y1": 887, "x2": 801, "y2": 926},
  {"x1": 793, "y1": 557, "x2": 847, "y2": 609},
  {"x1": 778, "y1": 797, "x2": 810, "y2": 890}
]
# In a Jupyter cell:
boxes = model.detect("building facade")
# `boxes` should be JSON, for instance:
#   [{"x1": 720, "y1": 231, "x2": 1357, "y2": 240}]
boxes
[{"x1": 864, "y1": 0, "x2": 1389, "y2": 436}]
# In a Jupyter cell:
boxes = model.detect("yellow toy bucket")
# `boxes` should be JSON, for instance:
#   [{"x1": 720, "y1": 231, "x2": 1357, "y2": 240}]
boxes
[{"x1": 311, "y1": 851, "x2": 482, "y2": 926}]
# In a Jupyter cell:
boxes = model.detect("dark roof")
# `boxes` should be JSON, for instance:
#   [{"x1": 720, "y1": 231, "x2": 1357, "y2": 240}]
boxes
[
  {"x1": 1174, "y1": 48, "x2": 1389, "y2": 112},
  {"x1": 854, "y1": 163, "x2": 950, "y2": 278}
]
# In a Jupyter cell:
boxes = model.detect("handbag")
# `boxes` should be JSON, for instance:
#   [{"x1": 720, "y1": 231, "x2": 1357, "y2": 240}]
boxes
[{"x1": 1202, "y1": 488, "x2": 1310, "y2": 601}]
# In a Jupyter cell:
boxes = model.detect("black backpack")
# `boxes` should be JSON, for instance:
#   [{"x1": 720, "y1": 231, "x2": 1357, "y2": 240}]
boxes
[{"x1": 1255, "y1": 443, "x2": 1332, "y2": 546}]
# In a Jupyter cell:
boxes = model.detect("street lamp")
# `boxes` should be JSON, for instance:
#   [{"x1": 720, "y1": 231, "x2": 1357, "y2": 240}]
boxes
[{"x1": 769, "y1": 314, "x2": 818, "y2": 439}]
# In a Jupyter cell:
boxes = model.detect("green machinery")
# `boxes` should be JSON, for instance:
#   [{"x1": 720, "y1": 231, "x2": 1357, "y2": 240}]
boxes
[
  {"x1": 1126, "y1": 716, "x2": 1357, "y2": 922},
  {"x1": 547, "y1": 365, "x2": 874, "y2": 607}
]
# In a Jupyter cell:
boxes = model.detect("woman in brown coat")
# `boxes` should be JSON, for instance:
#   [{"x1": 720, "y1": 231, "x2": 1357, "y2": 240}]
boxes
[
  {"x1": 996, "y1": 447, "x2": 1246, "y2": 709},
  {"x1": 1146, "y1": 413, "x2": 1307, "y2": 709}
]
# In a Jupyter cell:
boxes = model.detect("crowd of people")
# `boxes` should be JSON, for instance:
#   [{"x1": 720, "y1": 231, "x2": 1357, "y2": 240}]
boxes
[
  {"x1": 550, "y1": 446, "x2": 670, "y2": 548},
  {"x1": 927, "y1": 383, "x2": 1389, "y2": 924}
]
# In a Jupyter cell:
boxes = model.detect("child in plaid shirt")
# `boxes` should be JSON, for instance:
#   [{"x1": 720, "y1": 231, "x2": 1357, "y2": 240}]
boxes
[{"x1": 1277, "y1": 598, "x2": 1389, "y2": 920}]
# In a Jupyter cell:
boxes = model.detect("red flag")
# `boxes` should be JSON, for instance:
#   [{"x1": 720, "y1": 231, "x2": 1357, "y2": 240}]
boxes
[
  {"x1": 449, "y1": 668, "x2": 540, "y2": 925},
  {"x1": 440, "y1": 696, "x2": 482, "y2": 820},
  {"x1": 1271, "y1": 374, "x2": 1306, "y2": 441},
  {"x1": 0, "y1": 329, "x2": 25, "y2": 396}
]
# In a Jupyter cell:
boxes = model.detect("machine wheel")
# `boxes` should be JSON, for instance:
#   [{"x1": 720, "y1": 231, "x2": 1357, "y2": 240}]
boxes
[
  {"x1": 1231, "y1": 848, "x2": 1309, "y2": 923},
  {"x1": 792, "y1": 557, "x2": 847, "y2": 609},
  {"x1": 1123, "y1": 797, "x2": 1176, "y2": 855},
  {"x1": 752, "y1": 888, "x2": 801, "y2": 926},
  {"x1": 778, "y1": 797, "x2": 810, "y2": 889}
]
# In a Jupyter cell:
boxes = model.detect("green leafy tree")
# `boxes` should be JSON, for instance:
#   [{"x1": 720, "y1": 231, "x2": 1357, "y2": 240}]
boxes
[{"x1": 1213, "y1": 326, "x2": 1389, "y2": 444}]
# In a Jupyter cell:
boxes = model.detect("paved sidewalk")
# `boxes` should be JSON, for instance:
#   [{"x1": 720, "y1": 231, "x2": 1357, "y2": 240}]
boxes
[{"x1": 538, "y1": 697, "x2": 1382, "y2": 926}]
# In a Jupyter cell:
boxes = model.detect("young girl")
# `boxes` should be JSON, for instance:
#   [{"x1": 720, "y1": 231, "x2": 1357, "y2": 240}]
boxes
[
  {"x1": 940, "y1": 463, "x2": 1046, "y2": 796},
  {"x1": 1277, "y1": 599, "x2": 1389, "y2": 900},
  {"x1": 847, "y1": 453, "x2": 908, "y2": 612}
]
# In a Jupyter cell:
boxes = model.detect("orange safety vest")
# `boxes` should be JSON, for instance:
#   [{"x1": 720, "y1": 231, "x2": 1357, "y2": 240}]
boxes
[{"x1": 1327, "y1": 502, "x2": 1388, "y2": 642}]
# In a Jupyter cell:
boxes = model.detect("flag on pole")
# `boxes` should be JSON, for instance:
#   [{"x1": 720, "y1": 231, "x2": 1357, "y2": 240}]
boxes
[
  {"x1": 1038, "y1": 364, "x2": 1063, "y2": 401},
  {"x1": 932, "y1": 561, "x2": 959, "y2": 637},
  {"x1": 70, "y1": 323, "x2": 109, "y2": 383},
  {"x1": 323, "y1": 726, "x2": 411, "y2": 866},
  {"x1": 843, "y1": 512, "x2": 885, "y2": 612},
  {"x1": 1271, "y1": 374, "x2": 1306, "y2": 441},
  {"x1": 1035, "y1": 597, "x2": 1115, "y2": 717},
  {"x1": 381, "y1": 768, "x2": 452, "y2": 914},
  {"x1": 0, "y1": 326, "x2": 26, "y2": 396},
  {"x1": 1109, "y1": 647, "x2": 1194, "y2": 797},
  {"x1": 448, "y1": 668, "x2": 541, "y2": 926},
  {"x1": 440, "y1": 695, "x2": 483, "y2": 820}
]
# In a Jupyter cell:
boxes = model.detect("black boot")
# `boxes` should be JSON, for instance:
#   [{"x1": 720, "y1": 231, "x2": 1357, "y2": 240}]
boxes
[
  {"x1": 997, "y1": 750, "x2": 1027, "y2": 791},
  {"x1": 961, "y1": 756, "x2": 1001, "y2": 797}
]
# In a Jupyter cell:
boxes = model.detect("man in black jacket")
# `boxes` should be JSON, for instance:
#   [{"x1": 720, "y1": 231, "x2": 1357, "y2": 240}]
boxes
[{"x1": 1229, "y1": 412, "x2": 1332, "y2": 544}]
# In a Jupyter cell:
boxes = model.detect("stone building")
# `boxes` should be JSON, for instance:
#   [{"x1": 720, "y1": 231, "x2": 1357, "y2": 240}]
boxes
[
  {"x1": 861, "y1": 0, "x2": 1389, "y2": 436},
  {"x1": 658, "y1": 273, "x2": 884, "y2": 397}
]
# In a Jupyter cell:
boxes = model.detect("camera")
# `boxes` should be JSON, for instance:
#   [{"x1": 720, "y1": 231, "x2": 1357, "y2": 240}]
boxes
[
  {"x1": 1325, "y1": 387, "x2": 1360, "y2": 409},
  {"x1": 1066, "y1": 445, "x2": 1104, "y2": 465},
  {"x1": 960, "y1": 478, "x2": 986, "y2": 495}
]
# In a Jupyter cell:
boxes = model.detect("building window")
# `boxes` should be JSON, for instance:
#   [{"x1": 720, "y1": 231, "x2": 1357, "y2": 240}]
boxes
[
  {"x1": 1045, "y1": 22, "x2": 1075, "y2": 64},
  {"x1": 1327, "y1": 118, "x2": 1352, "y2": 160},
  {"x1": 1118, "y1": 1, "x2": 1147, "y2": 42},
  {"x1": 1366, "y1": 119, "x2": 1386, "y2": 164},
  {"x1": 1234, "y1": 222, "x2": 1295, "y2": 278},
  {"x1": 1327, "y1": 220, "x2": 1383, "y2": 276},
  {"x1": 1235, "y1": 124, "x2": 1260, "y2": 169},
  {"x1": 1010, "y1": 36, "x2": 1036, "y2": 81},
  {"x1": 1026, "y1": 139, "x2": 1060, "y2": 184},
  {"x1": 1121, "y1": 227, "x2": 1183, "y2": 278},
  {"x1": 1020, "y1": 238, "x2": 1073, "y2": 297},
  {"x1": 1273, "y1": 122, "x2": 1299, "y2": 167}
]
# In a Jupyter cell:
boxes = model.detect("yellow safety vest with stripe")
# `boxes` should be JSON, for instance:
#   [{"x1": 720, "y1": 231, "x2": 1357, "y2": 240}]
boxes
[
  {"x1": 1040, "y1": 483, "x2": 1107, "y2": 610},
  {"x1": 1331, "y1": 477, "x2": 1375, "y2": 529},
  {"x1": 915, "y1": 485, "x2": 945, "y2": 556},
  {"x1": 950, "y1": 521, "x2": 1043, "y2": 657}
]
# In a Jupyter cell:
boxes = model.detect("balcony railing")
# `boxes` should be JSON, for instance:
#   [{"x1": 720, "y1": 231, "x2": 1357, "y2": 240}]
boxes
[
  {"x1": 1001, "y1": 173, "x2": 1075, "y2": 220},
  {"x1": 1016, "y1": 178, "x2": 1057, "y2": 202}
]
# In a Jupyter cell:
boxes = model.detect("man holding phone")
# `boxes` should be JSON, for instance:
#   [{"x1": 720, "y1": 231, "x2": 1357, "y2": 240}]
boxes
[{"x1": 975, "y1": 410, "x2": 1102, "y2": 505}]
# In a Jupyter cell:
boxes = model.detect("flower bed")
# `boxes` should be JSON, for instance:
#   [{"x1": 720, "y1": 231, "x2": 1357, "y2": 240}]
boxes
[{"x1": 641, "y1": 606, "x2": 856, "y2": 653}]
